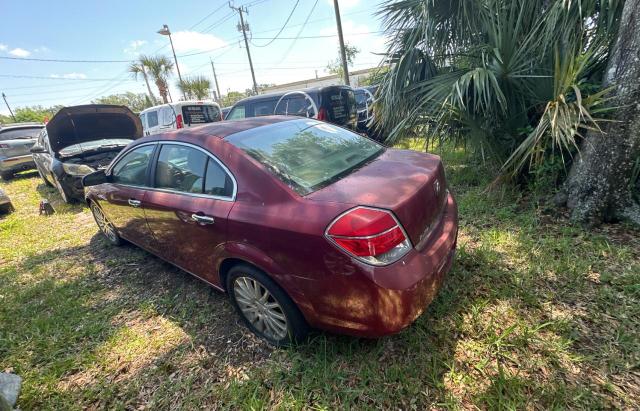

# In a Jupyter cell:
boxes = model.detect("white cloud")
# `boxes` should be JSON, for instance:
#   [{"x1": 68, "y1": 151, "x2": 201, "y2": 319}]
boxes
[
  {"x1": 327, "y1": 0, "x2": 359, "y2": 9},
  {"x1": 9, "y1": 48, "x2": 30, "y2": 57},
  {"x1": 169, "y1": 31, "x2": 226, "y2": 53},
  {"x1": 34, "y1": 46, "x2": 50, "y2": 53},
  {"x1": 0, "y1": 44, "x2": 7, "y2": 51},
  {"x1": 50, "y1": 72, "x2": 87, "y2": 79},
  {"x1": 124, "y1": 40, "x2": 147, "y2": 55}
]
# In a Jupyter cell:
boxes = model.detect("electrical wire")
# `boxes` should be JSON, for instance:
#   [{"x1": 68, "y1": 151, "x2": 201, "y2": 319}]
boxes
[
  {"x1": 250, "y1": 0, "x2": 300, "y2": 47},
  {"x1": 278, "y1": 0, "x2": 320, "y2": 64}
]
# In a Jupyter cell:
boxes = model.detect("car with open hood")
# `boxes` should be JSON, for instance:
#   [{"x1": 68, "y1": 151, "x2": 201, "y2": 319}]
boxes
[{"x1": 31, "y1": 104, "x2": 142, "y2": 203}]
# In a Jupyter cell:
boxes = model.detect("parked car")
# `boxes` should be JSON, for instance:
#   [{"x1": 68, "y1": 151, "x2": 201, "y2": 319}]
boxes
[
  {"x1": 0, "y1": 122, "x2": 44, "y2": 180},
  {"x1": 221, "y1": 106, "x2": 232, "y2": 120},
  {"x1": 139, "y1": 101, "x2": 222, "y2": 136},
  {"x1": 83, "y1": 116, "x2": 458, "y2": 346},
  {"x1": 0, "y1": 188, "x2": 14, "y2": 214},
  {"x1": 226, "y1": 86, "x2": 358, "y2": 129},
  {"x1": 31, "y1": 104, "x2": 142, "y2": 203}
]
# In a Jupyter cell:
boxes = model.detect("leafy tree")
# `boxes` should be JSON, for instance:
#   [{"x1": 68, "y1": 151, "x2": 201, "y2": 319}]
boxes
[
  {"x1": 92, "y1": 92, "x2": 155, "y2": 113},
  {"x1": 139, "y1": 55, "x2": 174, "y2": 104},
  {"x1": 220, "y1": 91, "x2": 248, "y2": 108},
  {"x1": 0, "y1": 105, "x2": 62, "y2": 124},
  {"x1": 360, "y1": 66, "x2": 389, "y2": 86},
  {"x1": 327, "y1": 44, "x2": 359, "y2": 82},
  {"x1": 177, "y1": 76, "x2": 212, "y2": 100}
]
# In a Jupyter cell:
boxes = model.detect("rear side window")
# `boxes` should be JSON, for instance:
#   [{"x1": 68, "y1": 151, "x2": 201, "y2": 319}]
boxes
[
  {"x1": 204, "y1": 158, "x2": 234, "y2": 197},
  {"x1": 155, "y1": 145, "x2": 207, "y2": 194},
  {"x1": 147, "y1": 111, "x2": 159, "y2": 128},
  {"x1": 160, "y1": 107, "x2": 175, "y2": 126},
  {"x1": 227, "y1": 119, "x2": 383, "y2": 195},
  {"x1": 182, "y1": 105, "x2": 221, "y2": 125},
  {"x1": 227, "y1": 105, "x2": 246, "y2": 120},
  {"x1": 275, "y1": 94, "x2": 316, "y2": 118},
  {"x1": 0, "y1": 127, "x2": 43, "y2": 141},
  {"x1": 251, "y1": 99, "x2": 278, "y2": 116},
  {"x1": 111, "y1": 145, "x2": 154, "y2": 186}
]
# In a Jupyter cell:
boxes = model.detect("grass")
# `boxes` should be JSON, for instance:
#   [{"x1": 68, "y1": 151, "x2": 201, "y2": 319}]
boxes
[{"x1": 1, "y1": 145, "x2": 639, "y2": 410}]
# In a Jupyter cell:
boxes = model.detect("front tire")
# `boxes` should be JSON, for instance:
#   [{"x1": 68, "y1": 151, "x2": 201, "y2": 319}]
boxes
[
  {"x1": 227, "y1": 264, "x2": 308, "y2": 346},
  {"x1": 90, "y1": 202, "x2": 122, "y2": 246},
  {"x1": 38, "y1": 169, "x2": 53, "y2": 187},
  {"x1": 53, "y1": 175, "x2": 75, "y2": 203}
]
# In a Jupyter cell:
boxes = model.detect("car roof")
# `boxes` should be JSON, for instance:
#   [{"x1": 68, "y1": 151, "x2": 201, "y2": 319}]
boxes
[
  {"x1": 133, "y1": 115, "x2": 296, "y2": 144},
  {"x1": 232, "y1": 85, "x2": 353, "y2": 105}
]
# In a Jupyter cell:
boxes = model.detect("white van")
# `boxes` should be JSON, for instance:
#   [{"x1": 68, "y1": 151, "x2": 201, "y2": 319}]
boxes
[{"x1": 139, "y1": 101, "x2": 223, "y2": 136}]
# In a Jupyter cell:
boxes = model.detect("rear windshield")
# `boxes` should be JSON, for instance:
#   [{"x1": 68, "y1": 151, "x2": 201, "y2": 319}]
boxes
[
  {"x1": 0, "y1": 127, "x2": 43, "y2": 141},
  {"x1": 181, "y1": 105, "x2": 221, "y2": 125},
  {"x1": 226, "y1": 119, "x2": 383, "y2": 195},
  {"x1": 323, "y1": 88, "x2": 356, "y2": 124}
]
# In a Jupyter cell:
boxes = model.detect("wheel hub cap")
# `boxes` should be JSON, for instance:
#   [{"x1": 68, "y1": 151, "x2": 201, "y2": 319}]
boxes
[{"x1": 233, "y1": 276, "x2": 288, "y2": 341}]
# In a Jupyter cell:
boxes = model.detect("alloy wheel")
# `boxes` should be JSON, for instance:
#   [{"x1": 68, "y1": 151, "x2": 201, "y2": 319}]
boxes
[
  {"x1": 91, "y1": 204, "x2": 118, "y2": 243},
  {"x1": 233, "y1": 276, "x2": 289, "y2": 341}
]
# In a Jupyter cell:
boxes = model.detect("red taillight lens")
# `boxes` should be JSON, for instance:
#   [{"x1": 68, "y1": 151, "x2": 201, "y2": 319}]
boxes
[
  {"x1": 0, "y1": 144, "x2": 9, "y2": 149},
  {"x1": 317, "y1": 107, "x2": 328, "y2": 121},
  {"x1": 176, "y1": 114, "x2": 183, "y2": 129},
  {"x1": 326, "y1": 207, "x2": 411, "y2": 265}
]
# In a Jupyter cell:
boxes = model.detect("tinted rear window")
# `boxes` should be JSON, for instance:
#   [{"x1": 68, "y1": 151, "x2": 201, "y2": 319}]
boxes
[
  {"x1": 0, "y1": 127, "x2": 43, "y2": 141},
  {"x1": 322, "y1": 88, "x2": 356, "y2": 124},
  {"x1": 182, "y1": 105, "x2": 221, "y2": 125},
  {"x1": 226, "y1": 119, "x2": 383, "y2": 195}
]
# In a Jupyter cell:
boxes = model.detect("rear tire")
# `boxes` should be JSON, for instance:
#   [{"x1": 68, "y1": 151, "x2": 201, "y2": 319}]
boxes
[
  {"x1": 90, "y1": 202, "x2": 122, "y2": 246},
  {"x1": 227, "y1": 264, "x2": 308, "y2": 347},
  {"x1": 1, "y1": 171, "x2": 13, "y2": 181}
]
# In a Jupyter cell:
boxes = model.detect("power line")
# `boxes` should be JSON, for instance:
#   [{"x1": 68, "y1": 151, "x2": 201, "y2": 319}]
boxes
[
  {"x1": 0, "y1": 74, "x2": 137, "y2": 81},
  {"x1": 250, "y1": 0, "x2": 300, "y2": 47},
  {"x1": 278, "y1": 0, "x2": 321, "y2": 64}
]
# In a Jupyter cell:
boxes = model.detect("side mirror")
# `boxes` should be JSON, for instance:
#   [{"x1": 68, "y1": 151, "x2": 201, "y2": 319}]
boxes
[
  {"x1": 82, "y1": 169, "x2": 109, "y2": 187},
  {"x1": 30, "y1": 146, "x2": 46, "y2": 154}
]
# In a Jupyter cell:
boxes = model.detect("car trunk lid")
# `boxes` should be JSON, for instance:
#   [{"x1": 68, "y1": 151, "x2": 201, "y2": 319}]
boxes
[
  {"x1": 321, "y1": 86, "x2": 357, "y2": 128},
  {"x1": 308, "y1": 149, "x2": 447, "y2": 246},
  {"x1": 46, "y1": 104, "x2": 142, "y2": 153},
  {"x1": 0, "y1": 127, "x2": 42, "y2": 158}
]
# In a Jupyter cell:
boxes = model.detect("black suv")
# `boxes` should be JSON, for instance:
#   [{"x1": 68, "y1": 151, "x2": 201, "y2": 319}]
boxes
[{"x1": 226, "y1": 85, "x2": 357, "y2": 129}]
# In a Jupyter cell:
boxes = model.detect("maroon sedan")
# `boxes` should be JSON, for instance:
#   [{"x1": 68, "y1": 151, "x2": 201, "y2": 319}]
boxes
[{"x1": 83, "y1": 116, "x2": 458, "y2": 346}]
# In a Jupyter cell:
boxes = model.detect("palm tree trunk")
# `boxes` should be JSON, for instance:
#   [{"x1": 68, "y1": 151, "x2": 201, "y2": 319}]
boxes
[
  {"x1": 156, "y1": 79, "x2": 168, "y2": 104},
  {"x1": 556, "y1": 0, "x2": 640, "y2": 225},
  {"x1": 141, "y1": 66, "x2": 157, "y2": 104}
]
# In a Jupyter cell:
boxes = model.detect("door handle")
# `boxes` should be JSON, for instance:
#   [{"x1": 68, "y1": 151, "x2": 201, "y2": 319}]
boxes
[
  {"x1": 128, "y1": 199, "x2": 141, "y2": 207},
  {"x1": 191, "y1": 214, "x2": 214, "y2": 224}
]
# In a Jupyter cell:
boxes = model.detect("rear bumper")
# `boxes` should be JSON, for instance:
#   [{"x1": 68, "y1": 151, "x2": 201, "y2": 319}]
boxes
[
  {"x1": 304, "y1": 192, "x2": 458, "y2": 337},
  {"x1": 0, "y1": 155, "x2": 36, "y2": 173}
]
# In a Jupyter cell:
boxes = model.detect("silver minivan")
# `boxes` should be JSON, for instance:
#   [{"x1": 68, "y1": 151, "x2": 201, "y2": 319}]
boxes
[
  {"x1": 139, "y1": 101, "x2": 222, "y2": 136},
  {"x1": 0, "y1": 123, "x2": 44, "y2": 180}
]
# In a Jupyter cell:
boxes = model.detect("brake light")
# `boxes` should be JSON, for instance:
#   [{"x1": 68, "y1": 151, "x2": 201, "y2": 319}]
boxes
[
  {"x1": 317, "y1": 107, "x2": 328, "y2": 121},
  {"x1": 176, "y1": 114, "x2": 183, "y2": 129},
  {"x1": 0, "y1": 144, "x2": 9, "y2": 149},
  {"x1": 326, "y1": 206, "x2": 412, "y2": 266}
]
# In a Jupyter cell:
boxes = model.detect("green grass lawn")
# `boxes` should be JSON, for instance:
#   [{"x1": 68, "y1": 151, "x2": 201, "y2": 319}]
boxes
[{"x1": 1, "y1": 147, "x2": 638, "y2": 410}]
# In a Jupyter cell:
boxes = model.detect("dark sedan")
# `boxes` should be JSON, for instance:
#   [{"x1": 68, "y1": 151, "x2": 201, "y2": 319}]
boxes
[
  {"x1": 31, "y1": 105, "x2": 142, "y2": 202},
  {"x1": 83, "y1": 116, "x2": 458, "y2": 346}
]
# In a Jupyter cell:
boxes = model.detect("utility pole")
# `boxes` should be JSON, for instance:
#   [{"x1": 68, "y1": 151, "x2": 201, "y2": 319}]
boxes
[
  {"x1": 332, "y1": 0, "x2": 350, "y2": 86},
  {"x1": 157, "y1": 24, "x2": 186, "y2": 100},
  {"x1": 230, "y1": 2, "x2": 258, "y2": 94},
  {"x1": 210, "y1": 58, "x2": 222, "y2": 103},
  {"x1": 2, "y1": 93, "x2": 16, "y2": 122}
]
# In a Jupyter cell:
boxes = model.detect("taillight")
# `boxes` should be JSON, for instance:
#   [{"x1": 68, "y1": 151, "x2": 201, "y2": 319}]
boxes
[
  {"x1": 176, "y1": 114, "x2": 183, "y2": 129},
  {"x1": 0, "y1": 144, "x2": 9, "y2": 149},
  {"x1": 317, "y1": 107, "x2": 328, "y2": 121},
  {"x1": 326, "y1": 206, "x2": 412, "y2": 266}
]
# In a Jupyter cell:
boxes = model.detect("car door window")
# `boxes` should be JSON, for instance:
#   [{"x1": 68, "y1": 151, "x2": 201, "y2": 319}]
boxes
[
  {"x1": 204, "y1": 158, "x2": 234, "y2": 197},
  {"x1": 155, "y1": 144, "x2": 207, "y2": 194},
  {"x1": 227, "y1": 105, "x2": 245, "y2": 120},
  {"x1": 111, "y1": 145, "x2": 154, "y2": 186},
  {"x1": 147, "y1": 110, "x2": 159, "y2": 128},
  {"x1": 252, "y1": 99, "x2": 277, "y2": 116}
]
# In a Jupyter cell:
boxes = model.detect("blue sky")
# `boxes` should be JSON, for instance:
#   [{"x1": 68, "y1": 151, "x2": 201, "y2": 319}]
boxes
[{"x1": 0, "y1": 0, "x2": 386, "y2": 114}]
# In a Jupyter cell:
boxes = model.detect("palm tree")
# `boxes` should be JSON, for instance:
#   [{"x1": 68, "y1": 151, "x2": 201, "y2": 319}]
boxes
[
  {"x1": 139, "y1": 55, "x2": 174, "y2": 104},
  {"x1": 128, "y1": 57, "x2": 157, "y2": 105},
  {"x1": 177, "y1": 76, "x2": 212, "y2": 100},
  {"x1": 375, "y1": 0, "x2": 623, "y2": 176}
]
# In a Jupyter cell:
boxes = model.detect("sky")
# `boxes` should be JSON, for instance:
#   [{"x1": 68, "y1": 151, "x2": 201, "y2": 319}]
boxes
[{"x1": 0, "y1": 0, "x2": 388, "y2": 115}]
